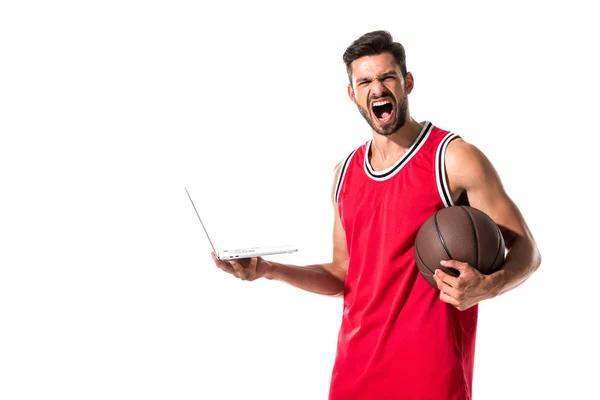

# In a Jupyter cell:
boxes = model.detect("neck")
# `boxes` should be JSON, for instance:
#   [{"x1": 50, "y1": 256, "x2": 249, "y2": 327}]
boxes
[{"x1": 370, "y1": 118, "x2": 424, "y2": 162}]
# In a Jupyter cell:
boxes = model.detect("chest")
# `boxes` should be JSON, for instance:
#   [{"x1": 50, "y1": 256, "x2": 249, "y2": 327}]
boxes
[{"x1": 338, "y1": 156, "x2": 443, "y2": 243}]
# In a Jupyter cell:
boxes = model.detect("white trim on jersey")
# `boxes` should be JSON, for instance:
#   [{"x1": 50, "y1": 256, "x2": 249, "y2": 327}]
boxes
[
  {"x1": 363, "y1": 121, "x2": 433, "y2": 182},
  {"x1": 435, "y1": 132, "x2": 460, "y2": 208},
  {"x1": 334, "y1": 149, "x2": 358, "y2": 204}
]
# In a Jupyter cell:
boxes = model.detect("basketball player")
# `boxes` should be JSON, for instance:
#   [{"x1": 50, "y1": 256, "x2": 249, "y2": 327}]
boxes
[{"x1": 211, "y1": 31, "x2": 541, "y2": 400}]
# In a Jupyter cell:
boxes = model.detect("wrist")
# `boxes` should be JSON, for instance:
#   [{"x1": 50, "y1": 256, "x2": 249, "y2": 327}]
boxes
[
  {"x1": 263, "y1": 260, "x2": 279, "y2": 280},
  {"x1": 486, "y1": 269, "x2": 506, "y2": 298}
]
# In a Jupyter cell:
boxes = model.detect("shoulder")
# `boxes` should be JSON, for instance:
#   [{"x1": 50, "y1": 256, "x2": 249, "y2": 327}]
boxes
[
  {"x1": 445, "y1": 138, "x2": 499, "y2": 191},
  {"x1": 331, "y1": 143, "x2": 364, "y2": 202},
  {"x1": 334, "y1": 143, "x2": 364, "y2": 177},
  {"x1": 330, "y1": 160, "x2": 345, "y2": 203},
  {"x1": 445, "y1": 137, "x2": 484, "y2": 168},
  {"x1": 333, "y1": 160, "x2": 343, "y2": 180}
]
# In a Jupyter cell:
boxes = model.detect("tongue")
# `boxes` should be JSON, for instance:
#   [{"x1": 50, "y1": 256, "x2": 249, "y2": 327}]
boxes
[{"x1": 381, "y1": 112, "x2": 391, "y2": 119}]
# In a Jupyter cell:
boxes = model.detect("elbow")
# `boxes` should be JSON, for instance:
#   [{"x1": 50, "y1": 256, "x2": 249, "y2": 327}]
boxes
[
  {"x1": 331, "y1": 278, "x2": 346, "y2": 297},
  {"x1": 520, "y1": 230, "x2": 542, "y2": 274},
  {"x1": 532, "y1": 242, "x2": 542, "y2": 273},
  {"x1": 328, "y1": 277, "x2": 346, "y2": 298}
]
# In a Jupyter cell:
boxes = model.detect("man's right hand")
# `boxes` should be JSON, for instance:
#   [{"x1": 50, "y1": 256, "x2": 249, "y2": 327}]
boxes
[{"x1": 211, "y1": 252, "x2": 274, "y2": 281}]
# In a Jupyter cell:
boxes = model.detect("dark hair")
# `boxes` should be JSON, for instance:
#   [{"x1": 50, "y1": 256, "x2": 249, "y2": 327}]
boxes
[{"x1": 343, "y1": 30, "x2": 407, "y2": 84}]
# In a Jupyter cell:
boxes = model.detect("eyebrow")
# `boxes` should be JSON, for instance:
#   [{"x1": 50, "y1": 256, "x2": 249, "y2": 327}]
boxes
[
  {"x1": 379, "y1": 71, "x2": 398, "y2": 78},
  {"x1": 356, "y1": 70, "x2": 398, "y2": 84}
]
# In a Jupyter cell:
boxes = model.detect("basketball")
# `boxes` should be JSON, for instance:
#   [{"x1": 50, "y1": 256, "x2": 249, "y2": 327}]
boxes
[{"x1": 414, "y1": 206, "x2": 506, "y2": 289}]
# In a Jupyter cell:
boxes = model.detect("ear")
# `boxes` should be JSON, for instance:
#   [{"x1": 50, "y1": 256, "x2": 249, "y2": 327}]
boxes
[
  {"x1": 347, "y1": 84, "x2": 356, "y2": 103},
  {"x1": 405, "y1": 72, "x2": 415, "y2": 94}
]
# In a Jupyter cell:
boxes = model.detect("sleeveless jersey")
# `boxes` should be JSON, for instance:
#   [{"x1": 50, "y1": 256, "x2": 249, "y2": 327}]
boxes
[{"x1": 329, "y1": 122, "x2": 478, "y2": 400}]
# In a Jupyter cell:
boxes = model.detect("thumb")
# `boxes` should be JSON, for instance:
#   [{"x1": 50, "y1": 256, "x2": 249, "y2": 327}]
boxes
[{"x1": 440, "y1": 259, "x2": 471, "y2": 272}]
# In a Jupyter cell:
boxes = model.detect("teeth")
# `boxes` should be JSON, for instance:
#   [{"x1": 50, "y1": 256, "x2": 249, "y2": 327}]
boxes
[{"x1": 372, "y1": 100, "x2": 391, "y2": 107}]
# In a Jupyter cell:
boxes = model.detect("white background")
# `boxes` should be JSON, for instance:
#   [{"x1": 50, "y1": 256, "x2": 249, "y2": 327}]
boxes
[{"x1": 1, "y1": 1, "x2": 598, "y2": 399}]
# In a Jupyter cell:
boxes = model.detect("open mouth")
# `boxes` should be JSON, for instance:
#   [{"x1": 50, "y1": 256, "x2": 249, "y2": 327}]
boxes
[{"x1": 371, "y1": 99, "x2": 394, "y2": 123}]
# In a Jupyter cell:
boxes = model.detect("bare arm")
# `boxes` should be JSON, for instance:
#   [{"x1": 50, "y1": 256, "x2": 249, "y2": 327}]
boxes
[
  {"x1": 212, "y1": 163, "x2": 350, "y2": 297},
  {"x1": 433, "y1": 138, "x2": 541, "y2": 309}
]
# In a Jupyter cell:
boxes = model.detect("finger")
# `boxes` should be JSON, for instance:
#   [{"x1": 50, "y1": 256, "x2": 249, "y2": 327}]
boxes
[
  {"x1": 434, "y1": 268, "x2": 460, "y2": 288},
  {"x1": 250, "y1": 257, "x2": 258, "y2": 271},
  {"x1": 439, "y1": 290, "x2": 460, "y2": 307},
  {"x1": 216, "y1": 261, "x2": 236, "y2": 275},
  {"x1": 441, "y1": 259, "x2": 471, "y2": 273},
  {"x1": 219, "y1": 263, "x2": 236, "y2": 275},
  {"x1": 433, "y1": 272, "x2": 443, "y2": 290},
  {"x1": 433, "y1": 273, "x2": 461, "y2": 298},
  {"x1": 246, "y1": 257, "x2": 259, "y2": 281},
  {"x1": 230, "y1": 260, "x2": 247, "y2": 280},
  {"x1": 211, "y1": 252, "x2": 225, "y2": 265},
  {"x1": 212, "y1": 253, "x2": 236, "y2": 274}
]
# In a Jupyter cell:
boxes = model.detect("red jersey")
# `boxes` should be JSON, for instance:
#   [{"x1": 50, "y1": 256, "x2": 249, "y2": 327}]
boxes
[{"x1": 330, "y1": 122, "x2": 478, "y2": 400}]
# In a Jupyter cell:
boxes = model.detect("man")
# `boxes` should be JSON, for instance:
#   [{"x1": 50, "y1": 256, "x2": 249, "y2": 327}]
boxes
[{"x1": 212, "y1": 31, "x2": 541, "y2": 400}]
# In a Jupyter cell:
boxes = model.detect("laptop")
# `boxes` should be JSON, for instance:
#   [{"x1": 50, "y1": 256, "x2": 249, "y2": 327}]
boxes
[{"x1": 185, "y1": 188, "x2": 298, "y2": 260}]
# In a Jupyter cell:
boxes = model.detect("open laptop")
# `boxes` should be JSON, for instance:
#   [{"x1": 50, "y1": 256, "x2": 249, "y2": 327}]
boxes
[{"x1": 185, "y1": 188, "x2": 298, "y2": 260}]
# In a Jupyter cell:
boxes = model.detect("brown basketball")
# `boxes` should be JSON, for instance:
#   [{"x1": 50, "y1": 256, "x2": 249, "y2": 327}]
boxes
[{"x1": 414, "y1": 206, "x2": 505, "y2": 289}]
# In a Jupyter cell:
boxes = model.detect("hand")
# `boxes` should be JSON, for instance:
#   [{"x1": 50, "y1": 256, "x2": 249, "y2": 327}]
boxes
[
  {"x1": 433, "y1": 260, "x2": 495, "y2": 311},
  {"x1": 211, "y1": 252, "x2": 273, "y2": 281}
]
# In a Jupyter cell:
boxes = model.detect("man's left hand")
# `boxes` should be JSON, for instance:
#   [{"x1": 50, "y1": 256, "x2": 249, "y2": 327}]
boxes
[{"x1": 433, "y1": 260, "x2": 497, "y2": 311}]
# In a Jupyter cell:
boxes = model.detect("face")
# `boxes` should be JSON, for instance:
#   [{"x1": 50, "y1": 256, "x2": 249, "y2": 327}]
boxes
[{"x1": 348, "y1": 53, "x2": 413, "y2": 136}]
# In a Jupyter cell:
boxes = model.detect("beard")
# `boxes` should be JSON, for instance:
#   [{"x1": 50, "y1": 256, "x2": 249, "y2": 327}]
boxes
[{"x1": 357, "y1": 91, "x2": 408, "y2": 136}]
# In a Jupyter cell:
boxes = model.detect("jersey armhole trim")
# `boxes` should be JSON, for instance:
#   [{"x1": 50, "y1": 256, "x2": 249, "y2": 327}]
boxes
[
  {"x1": 436, "y1": 132, "x2": 460, "y2": 208},
  {"x1": 335, "y1": 149, "x2": 357, "y2": 204}
]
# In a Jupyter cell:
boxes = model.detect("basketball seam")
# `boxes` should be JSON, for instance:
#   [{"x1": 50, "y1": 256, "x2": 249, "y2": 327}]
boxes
[
  {"x1": 462, "y1": 206, "x2": 479, "y2": 270},
  {"x1": 434, "y1": 213, "x2": 453, "y2": 259},
  {"x1": 490, "y1": 223, "x2": 503, "y2": 271},
  {"x1": 415, "y1": 244, "x2": 436, "y2": 275}
]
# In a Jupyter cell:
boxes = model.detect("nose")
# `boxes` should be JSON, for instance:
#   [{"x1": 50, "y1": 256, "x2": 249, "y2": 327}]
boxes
[{"x1": 370, "y1": 79, "x2": 386, "y2": 97}]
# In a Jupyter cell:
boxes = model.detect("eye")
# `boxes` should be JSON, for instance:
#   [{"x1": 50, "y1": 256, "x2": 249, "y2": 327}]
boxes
[
  {"x1": 383, "y1": 76, "x2": 395, "y2": 81},
  {"x1": 358, "y1": 80, "x2": 371, "y2": 86}
]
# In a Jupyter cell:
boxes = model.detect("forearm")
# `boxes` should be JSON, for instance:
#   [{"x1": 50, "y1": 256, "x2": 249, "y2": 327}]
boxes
[
  {"x1": 264, "y1": 262, "x2": 345, "y2": 297},
  {"x1": 489, "y1": 235, "x2": 541, "y2": 297}
]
